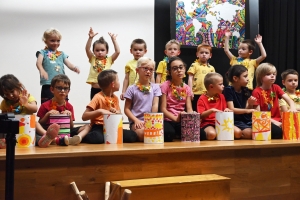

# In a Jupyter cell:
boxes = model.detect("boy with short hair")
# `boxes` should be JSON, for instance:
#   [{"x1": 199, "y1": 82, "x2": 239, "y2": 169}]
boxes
[
  {"x1": 188, "y1": 44, "x2": 215, "y2": 111},
  {"x1": 279, "y1": 69, "x2": 300, "y2": 111},
  {"x1": 197, "y1": 73, "x2": 232, "y2": 140},
  {"x1": 82, "y1": 69, "x2": 137, "y2": 143},
  {"x1": 155, "y1": 39, "x2": 181, "y2": 84}
]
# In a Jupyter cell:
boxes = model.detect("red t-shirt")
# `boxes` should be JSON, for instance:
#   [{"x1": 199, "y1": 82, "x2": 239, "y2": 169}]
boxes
[
  {"x1": 197, "y1": 94, "x2": 227, "y2": 128},
  {"x1": 252, "y1": 84, "x2": 284, "y2": 122}
]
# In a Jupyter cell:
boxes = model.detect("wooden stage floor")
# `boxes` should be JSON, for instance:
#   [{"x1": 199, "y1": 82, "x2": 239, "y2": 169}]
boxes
[{"x1": 1, "y1": 140, "x2": 300, "y2": 199}]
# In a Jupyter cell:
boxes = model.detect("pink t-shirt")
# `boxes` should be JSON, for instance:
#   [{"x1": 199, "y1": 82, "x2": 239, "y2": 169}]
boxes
[{"x1": 160, "y1": 80, "x2": 192, "y2": 121}]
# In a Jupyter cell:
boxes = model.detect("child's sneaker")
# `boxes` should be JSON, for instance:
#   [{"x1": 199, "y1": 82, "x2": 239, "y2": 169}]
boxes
[
  {"x1": 38, "y1": 123, "x2": 60, "y2": 148},
  {"x1": 0, "y1": 138, "x2": 6, "y2": 149},
  {"x1": 55, "y1": 135, "x2": 69, "y2": 146},
  {"x1": 68, "y1": 135, "x2": 82, "y2": 145}
]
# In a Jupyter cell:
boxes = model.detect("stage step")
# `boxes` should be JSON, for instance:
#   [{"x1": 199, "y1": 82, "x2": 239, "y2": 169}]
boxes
[{"x1": 111, "y1": 174, "x2": 230, "y2": 200}]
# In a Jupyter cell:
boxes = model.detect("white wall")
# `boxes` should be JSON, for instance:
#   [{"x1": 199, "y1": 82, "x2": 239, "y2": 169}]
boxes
[{"x1": 0, "y1": 0, "x2": 154, "y2": 123}]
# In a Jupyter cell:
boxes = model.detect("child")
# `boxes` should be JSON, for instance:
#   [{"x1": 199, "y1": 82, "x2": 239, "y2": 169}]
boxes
[
  {"x1": 160, "y1": 57, "x2": 193, "y2": 142},
  {"x1": 156, "y1": 39, "x2": 181, "y2": 84},
  {"x1": 197, "y1": 73, "x2": 233, "y2": 140},
  {"x1": 252, "y1": 63, "x2": 297, "y2": 139},
  {"x1": 124, "y1": 57, "x2": 161, "y2": 141},
  {"x1": 279, "y1": 69, "x2": 300, "y2": 111},
  {"x1": 120, "y1": 39, "x2": 151, "y2": 100},
  {"x1": 188, "y1": 43, "x2": 215, "y2": 111},
  {"x1": 223, "y1": 65, "x2": 257, "y2": 139},
  {"x1": 0, "y1": 74, "x2": 60, "y2": 148},
  {"x1": 82, "y1": 69, "x2": 137, "y2": 143},
  {"x1": 86, "y1": 27, "x2": 120, "y2": 100},
  {"x1": 37, "y1": 74, "x2": 90, "y2": 146},
  {"x1": 224, "y1": 31, "x2": 267, "y2": 90},
  {"x1": 36, "y1": 28, "x2": 80, "y2": 104}
]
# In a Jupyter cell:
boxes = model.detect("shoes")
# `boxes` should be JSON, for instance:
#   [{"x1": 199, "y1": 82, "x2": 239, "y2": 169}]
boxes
[
  {"x1": 0, "y1": 138, "x2": 6, "y2": 149},
  {"x1": 55, "y1": 135, "x2": 69, "y2": 146},
  {"x1": 38, "y1": 123, "x2": 60, "y2": 148},
  {"x1": 68, "y1": 135, "x2": 82, "y2": 145}
]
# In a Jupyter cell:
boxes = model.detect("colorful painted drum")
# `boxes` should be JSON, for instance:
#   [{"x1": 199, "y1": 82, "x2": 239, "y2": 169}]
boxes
[
  {"x1": 103, "y1": 114, "x2": 123, "y2": 144},
  {"x1": 181, "y1": 113, "x2": 200, "y2": 142},
  {"x1": 252, "y1": 111, "x2": 271, "y2": 141},
  {"x1": 49, "y1": 114, "x2": 71, "y2": 138},
  {"x1": 144, "y1": 113, "x2": 164, "y2": 144},
  {"x1": 14, "y1": 115, "x2": 36, "y2": 147},
  {"x1": 282, "y1": 112, "x2": 300, "y2": 140},
  {"x1": 215, "y1": 112, "x2": 234, "y2": 141}
]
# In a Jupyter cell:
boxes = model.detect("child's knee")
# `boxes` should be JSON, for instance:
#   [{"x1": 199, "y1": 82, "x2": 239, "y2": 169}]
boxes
[
  {"x1": 206, "y1": 131, "x2": 216, "y2": 140},
  {"x1": 234, "y1": 127, "x2": 242, "y2": 139}
]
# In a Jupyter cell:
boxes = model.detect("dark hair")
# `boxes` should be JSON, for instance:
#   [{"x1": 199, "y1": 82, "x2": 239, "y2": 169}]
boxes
[
  {"x1": 226, "y1": 65, "x2": 248, "y2": 83},
  {"x1": 281, "y1": 69, "x2": 299, "y2": 80},
  {"x1": 166, "y1": 56, "x2": 186, "y2": 81},
  {"x1": 131, "y1": 38, "x2": 147, "y2": 49},
  {"x1": 98, "y1": 69, "x2": 117, "y2": 89},
  {"x1": 51, "y1": 74, "x2": 71, "y2": 87},
  {"x1": 0, "y1": 74, "x2": 25, "y2": 99},
  {"x1": 92, "y1": 36, "x2": 109, "y2": 52},
  {"x1": 241, "y1": 39, "x2": 256, "y2": 52}
]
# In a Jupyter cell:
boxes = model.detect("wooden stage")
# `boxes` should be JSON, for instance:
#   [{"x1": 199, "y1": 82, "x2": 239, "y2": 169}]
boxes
[{"x1": 1, "y1": 140, "x2": 300, "y2": 200}]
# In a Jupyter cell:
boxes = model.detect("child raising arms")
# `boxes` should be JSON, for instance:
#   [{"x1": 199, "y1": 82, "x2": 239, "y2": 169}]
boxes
[
  {"x1": 124, "y1": 57, "x2": 161, "y2": 141},
  {"x1": 252, "y1": 63, "x2": 297, "y2": 139},
  {"x1": 86, "y1": 27, "x2": 120, "y2": 100},
  {"x1": 223, "y1": 65, "x2": 257, "y2": 139},
  {"x1": 224, "y1": 31, "x2": 266, "y2": 90},
  {"x1": 36, "y1": 28, "x2": 80, "y2": 104},
  {"x1": 160, "y1": 57, "x2": 193, "y2": 142}
]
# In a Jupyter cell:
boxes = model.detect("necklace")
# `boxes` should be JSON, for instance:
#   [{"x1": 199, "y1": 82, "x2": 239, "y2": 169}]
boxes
[
  {"x1": 50, "y1": 99, "x2": 66, "y2": 111},
  {"x1": 7, "y1": 100, "x2": 22, "y2": 114},
  {"x1": 93, "y1": 57, "x2": 107, "y2": 72},
  {"x1": 205, "y1": 93, "x2": 219, "y2": 102},
  {"x1": 261, "y1": 89, "x2": 275, "y2": 110},
  {"x1": 136, "y1": 82, "x2": 151, "y2": 93},
  {"x1": 170, "y1": 82, "x2": 186, "y2": 100},
  {"x1": 163, "y1": 56, "x2": 169, "y2": 63},
  {"x1": 102, "y1": 92, "x2": 116, "y2": 108},
  {"x1": 44, "y1": 47, "x2": 62, "y2": 61},
  {"x1": 285, "y1": 90, "x2": 300, "y2": 103}
]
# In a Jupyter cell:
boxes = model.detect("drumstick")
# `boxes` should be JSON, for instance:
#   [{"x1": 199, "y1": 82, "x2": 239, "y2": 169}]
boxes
[
  {"x1": 104, "y1": 182, "x2": 110, "y2": 200},
  {"x1": 121, "y1": 189, "x2": 132, "y2": 200},
  {"x1": 70, "y1": 182, "x2": 83, "y2": 200}
]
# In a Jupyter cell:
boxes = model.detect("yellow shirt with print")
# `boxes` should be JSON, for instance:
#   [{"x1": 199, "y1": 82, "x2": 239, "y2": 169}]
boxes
[
  {"x1": 187, "y1": 62, "x2": 215, "y2": 95},
  {"x1": 86, "y1": 56, "x2": 113, "y2": 84},
  {"x1": 279, "y1": 93, "x2": 300, "y2": 109},
  {"x1": 125, "y1": 59, "x2": 138, "y2": 86},
  {"x1": 156, "y1": 60, "x2": 167, "y2": 84},
  {"x1": 230, "y1": 56, "x2": 257, "y2": 90},
  {"x1": 0, "y1": 94, "x2": 36, "y2": 114}
]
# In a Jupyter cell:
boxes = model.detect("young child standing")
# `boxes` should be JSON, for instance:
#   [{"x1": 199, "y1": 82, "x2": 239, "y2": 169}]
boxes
[
  {"x1": 82, "y1": 69, "x2": 137, "y2": 143},
  {"x1": 86, "y1": 27, "x2": 120, "y2": 100},
  {"x1": 0, "y1": 74, "x2": 60, "y2": 148},
  {"x1": 224, "y1": 31, "x2": 267, "y2": 90},
  {"x1": 120, "y1": 39, "x2": 148, "y2": 100},
  {"x1": 124, "y1": 57, "x2": 161, "y2": 141},
  {"x1": 252, "y1": 63, "x2": 297, "y2": 139},
  {"x1": 197, "y1": 73, "x2": 233, "y2": 140},
  {"x1": 223, "y1": 65, "x2": 257, "y2": 139},
  {"x1": 160, "y1": 57, "x2": 193, "y2": 142},
  {"x1": 36, "y1": 28, "x2": 80, "y2": 104},
  {"x1": 188, "y1": 44, "x2": 215, "y2": 111},
  {"x1": 156, "y1": 39, "x2": 181, "y2": 84},
  {"x1": 279, "y1": 69, "x2": 300, "y2": 111}
]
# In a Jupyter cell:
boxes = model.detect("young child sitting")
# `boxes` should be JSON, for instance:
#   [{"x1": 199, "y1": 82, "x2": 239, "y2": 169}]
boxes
[
  {"x1": 188, "y1": 43, "x2": 215, "y2": 111},
  {"x1": 82, "y1": 69, "x2": 137, "y2": 143},
  {"x1": 124, "y1": 57, "x2": 161, "y2": 141},
  {"x1": 197, "y1": 73, "x2": 233, "y2": 140},
  {"x1": 279, "y1": 69, "x2": 300, "y2": 111},
  {"x1": 252, "y1": 63, "x2": 297, "y2": 139}
]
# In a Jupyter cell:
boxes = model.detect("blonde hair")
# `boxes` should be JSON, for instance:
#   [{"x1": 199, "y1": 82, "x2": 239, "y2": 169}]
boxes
[
  {"x1": 255, "y1": 63, "x2": 277, "y2": 87},
  {"x1": 204, "y1": 72, "x2": 223, "y2": 90},
  {"x1": 165, "y1": 39, "x2": 180, "y2": 49},
  {"x1": 42, "y1": 28, "x2": 62, "y2": 42},
  {"x1": 137, "y1": 57, "x2": 155, "y2": 68}
]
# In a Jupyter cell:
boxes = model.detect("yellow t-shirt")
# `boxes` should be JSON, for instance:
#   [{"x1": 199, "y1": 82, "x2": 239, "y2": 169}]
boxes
[
  {"x1": 0, "y1": 94, "x2": 36, "y2": 114},
  {"x1": 230, "y1": 56, "x2": 257, "y2": 90},
  {"x1": 125, "y1": 59, "x2": 138, "y2": 86},
  {"x1": 187, "y1": 62, "x2": 215, "y2": 95},
  {"x1": 279, "y1": 93, "x2": 300, "y2": 109},
  {"x1": 156, "y1": 60, "x2": 167, "y2": 84},
  {"x1": 86, "y1": 56, "x2": 113, "y2": 84}
]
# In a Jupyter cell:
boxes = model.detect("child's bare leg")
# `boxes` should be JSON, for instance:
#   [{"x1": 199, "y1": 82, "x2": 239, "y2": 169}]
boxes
[
  {"x1": 69, "y1": 124, "x2": 91, "y2": 145},
  {"x1": 241, "y1": 128, "x2": 252, "y2": 139},
  {"x1": 204, "y1": 126, "x2": 217, "y2": 140},
  {"x1": 234, "y1": 126, "x2": 242, "y2": 139},
  {"x1": 38, "y1": 123, "x2": 60, "y2": 148},
  {"x1": 131, "y1": 126, "x2": 144, "y2": 142}
]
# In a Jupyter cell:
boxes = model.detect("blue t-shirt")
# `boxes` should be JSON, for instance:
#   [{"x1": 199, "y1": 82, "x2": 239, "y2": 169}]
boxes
[{"x1": 36, "y1": 49, "x2": 68, "y2": 85}]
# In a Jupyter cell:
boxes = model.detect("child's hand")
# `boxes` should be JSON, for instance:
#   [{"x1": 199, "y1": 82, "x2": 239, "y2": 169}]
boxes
[
  {"x1": 246, "y1": 109, "x2": 256, "y2": 113},
  {"x1": 61, "y1": 110, "x2": 72, "y2": 116},
  {"x1": 287, "y1": 108, "x2": 298, "y2": 113},
  {"x1": 247, "y1": 96, "x2": 257, "y2": 105},
  {"x1": 120, "y1": 93, "x2": 125, "y2": 101},
  {"x1": 175, "y1": 114, "x2": 181, "y2": 122},
  {"x1": 273, "y1": 121, "x2": 282, "y2": 128},
  {"x1": 224, "y1": 30, "x2": 232, "y2": 38},
  {"x1": 100, "y1": 109, "x2": 113, "y2": 115},
  {"x1": 109, "y1": 107, "x2": 117, "y2": 113},
  {"x1": 19, "y1": 90, "x2": 29, "y2": 106},
  {"x1": 108, "y1": 32, "x2": 118, "y2": 41},
  {"x1": 40, "y1": 70, "x2": 48, "y2": 80},
  {"x1": 254, "y1": 34, "x2": 262, "y2": 44},
  {"x1": 210, "y1": 108, "x2": 221, "y2": 113},
  {"x1": 134, "y1": 120, "x2": 144, "y2": 129},
  {"x1": 48, "y1": 110, "x2": 60, "y2": 115},
  {"x1": 73, "y1": 66, "x2": 80, "y2": 74},
  {"x1": 88, "y1": 27, "x2": 98, "y2": 38},
  {"x1": 224, "y1": 108, "x2": 232, "y2": 112}
]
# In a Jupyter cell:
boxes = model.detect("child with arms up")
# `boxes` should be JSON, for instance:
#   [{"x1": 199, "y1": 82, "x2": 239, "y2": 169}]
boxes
[
  {"x1": 224, "y1": 31, "x2": 266, "y2": 90},
  {"x1": 160, "y1": 57, "x2": 193, "y2": 142},
  {"x1": 36, "y1": 28, "x2": 80, "y2": 104},
  {"x1": 223, "y1": 65, "x2": 257, "y2": 139},
  {"x1": 252, "y1": 63, "x2": 297, "y2": 139},
  {"x1": 124, "y1": 57, "x2": 161, "y2": 141},
  {"x1": 86, "y1": 27, "x2": 120, "y2": 100},
  {"x1": 82, "y1": 69, "x2": 137, "y2": 143}
]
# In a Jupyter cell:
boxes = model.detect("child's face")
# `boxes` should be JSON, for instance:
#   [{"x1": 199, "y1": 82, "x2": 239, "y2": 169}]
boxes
[
  {"x1": 282, "y1": 74, "x2": 298, "y2": 91},
  {"x1": 112, "y1": 75, "x2": 120, "y2": 92},
  {"x1": 169, "y1": 60, "x2": 186, "y2": 80},
  {"x1": 235, "y1": 71, "x2": 249, "y2": 87},
  {"x1": 45, "y1": 34, "x2": 61, "y2": 51},
  {"x1": 93, "y1": 43, "x2": 108, "y2": 59},
  {"x1": 262, "y1": 70, "x2": 276, "y2": 86},
  {"x1": 210, "y1": 76, "x2": 224, "y2": 94},
  {"x1": 51, "y1": 81, "x2": 70, "y2": 100},
  {"x1": 136, "y1": 63, "x2": 154, "y2": 82},
  {"x1": 3, "y1": 89, "x2": 20, "y2": 102},
  {"x1": 196, "y1": 47, "x2": 212, "y2": 63},
  {"x1": 130, "y1": 43, "x2": 147, "y2": 60},
  {"x1": 165, "y1": 44, "x2": 180, "y2": 58},
  {"x1": 238, "y1": 43, "x2": 252, "y2": 58}
]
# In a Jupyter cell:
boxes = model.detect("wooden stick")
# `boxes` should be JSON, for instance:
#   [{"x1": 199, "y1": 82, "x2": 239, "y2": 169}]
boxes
[
  {"x1": 121, "y1": 189, "x2": 132, "y2": 200},
  {"x1": 107, "y1": 183, "x2": 121, "y2": 200},
  {"x1": 104, "y1": 181, "x2": 110, "y2": 200},
  {"x1": 70, "y1": 182, "x2": 83, "y2": 200},
  {"x1": 80, "y1": 191, "x2": 90, "y2": 200}
]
